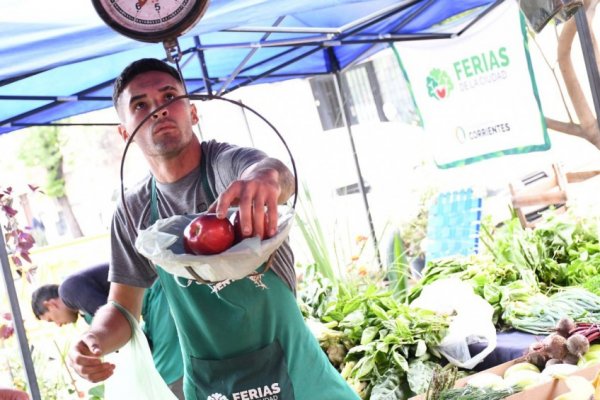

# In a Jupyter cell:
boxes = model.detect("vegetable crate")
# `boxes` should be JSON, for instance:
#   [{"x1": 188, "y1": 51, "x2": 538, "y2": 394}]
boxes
[{"x1": 409, "y1": 358, "x2": 600, "y2": 400}]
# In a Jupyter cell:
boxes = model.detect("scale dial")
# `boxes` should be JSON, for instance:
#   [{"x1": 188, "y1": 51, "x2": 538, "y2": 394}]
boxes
[{"x1": 92, "y1": 0, "x2": 209, "y2": 43}]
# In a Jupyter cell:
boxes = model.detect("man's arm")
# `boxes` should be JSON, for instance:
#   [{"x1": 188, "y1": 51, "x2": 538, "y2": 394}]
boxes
[
  {"x1": 212, "y1": 157, "x2": 295, "y2": 239},
  {"x1": 68, "y1": 282, "x2": 145, "y2": 382}
]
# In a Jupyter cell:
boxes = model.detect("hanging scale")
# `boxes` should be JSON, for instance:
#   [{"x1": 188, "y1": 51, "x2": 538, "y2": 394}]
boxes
[{"x1": 91, "y1": 0, "x2": 210, "y2": 61}]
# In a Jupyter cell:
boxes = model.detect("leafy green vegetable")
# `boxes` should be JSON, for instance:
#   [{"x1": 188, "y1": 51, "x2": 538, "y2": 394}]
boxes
[
  {"x1": 406, "y1": 359, "x2": 438, "y2": 395},
  {"x1": 583, "y1": 275, "x2": 600, "y2": 296},
  {"x1": 410, "y1": 210, "x2": 600, "y2": 333},
  {"x1": 299, "y1": 275, "x2": 449, "y2": 399},
  {"x1": 370, "y1": 369, "x2": 409, "y2": 400}
]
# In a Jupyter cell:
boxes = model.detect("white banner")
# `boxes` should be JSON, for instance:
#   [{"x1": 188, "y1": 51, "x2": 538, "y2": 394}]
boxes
[{"x1": 395, "y1": 0, "x2": 550, "y2": 168}]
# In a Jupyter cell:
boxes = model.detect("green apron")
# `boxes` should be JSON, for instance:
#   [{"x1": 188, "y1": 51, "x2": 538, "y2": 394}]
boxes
[
  {"x1": 141, "y1": 279, "x2": 184, "y2": 385},
  {"x1": 149, "y1": 158, "x2": 358, "y2": 400},
  {"x1": 82, "y1": 313, "x2": 93, "y2": 325}
]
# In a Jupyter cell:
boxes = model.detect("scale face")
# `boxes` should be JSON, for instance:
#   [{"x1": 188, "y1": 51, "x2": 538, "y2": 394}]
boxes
[{"x1": 92, "y1": 0, "x2": 209, "y2": 43}]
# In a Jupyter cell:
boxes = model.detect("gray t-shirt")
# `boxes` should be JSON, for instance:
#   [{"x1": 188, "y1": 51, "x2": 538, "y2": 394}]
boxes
[{"x1": 109, "y1": 139, "x2": 295, "y2": 291}]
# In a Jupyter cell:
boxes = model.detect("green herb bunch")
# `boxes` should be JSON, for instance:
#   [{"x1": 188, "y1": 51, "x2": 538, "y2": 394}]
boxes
[{"x1": 300, "y1": 274, "x2": 450, "y2": 399}]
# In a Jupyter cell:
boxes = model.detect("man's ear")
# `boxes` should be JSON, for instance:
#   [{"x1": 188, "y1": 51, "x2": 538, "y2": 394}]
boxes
[
  {"x1": 118, "y1": 124, "x2": 129, "y2": 142},
  {"x1": 191, "y1": 103, "x2": 199, "y2": 125},
  {"x1": 42, "y1": 299, "x2": 57, "y2": 310}
]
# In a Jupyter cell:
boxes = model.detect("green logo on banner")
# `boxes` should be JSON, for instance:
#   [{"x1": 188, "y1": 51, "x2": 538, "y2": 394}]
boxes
[{"x1": 426, "y1": 68, "x2": 454, "y2": 100}]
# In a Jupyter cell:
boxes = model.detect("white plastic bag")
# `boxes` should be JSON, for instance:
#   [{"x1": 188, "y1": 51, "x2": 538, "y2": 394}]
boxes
[
  {"x1": 135, "y1": 207, "x2": 294, "y2": 282},
  {"x1": 103, "y1": 302, "x2": 177, "y2": 400},
  {"x1": 410, "y1": 278, "x2": 497, "y2": 369}
]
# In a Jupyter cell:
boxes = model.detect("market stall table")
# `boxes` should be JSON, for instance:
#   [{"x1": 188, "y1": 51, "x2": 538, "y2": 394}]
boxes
[{"x1": 469, "y1": 330, "x2": 540, "y2": 371}]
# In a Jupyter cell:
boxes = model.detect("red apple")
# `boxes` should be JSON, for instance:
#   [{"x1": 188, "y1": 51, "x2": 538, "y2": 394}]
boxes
[
  {"x1": 231, "y1": 210, "x2": 271, "y2": 244},
  {"x1": 183, "y1": 214, "x2": 235, "y2": 255}
]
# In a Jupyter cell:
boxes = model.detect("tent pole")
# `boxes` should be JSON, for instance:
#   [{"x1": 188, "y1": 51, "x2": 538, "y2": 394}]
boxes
[
  {"x1": 330, "y1": 66, "x2": 383, "y2": 269},
  {"x1": 575, "y1": 7, "x2": 600, "y2": 132},
  {"x1": 238, "y1": 99, "x2": 256, "y2": 147},
  {"x1": 193, "y1": 36, "x2": 214, "y2": 96},
  {"x1": 0, "y1": 226, "x2": 41, "y2": 400}
]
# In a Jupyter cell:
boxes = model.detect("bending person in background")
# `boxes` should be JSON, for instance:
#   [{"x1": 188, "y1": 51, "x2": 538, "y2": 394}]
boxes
[
  {"x1": 31, "y1": 263, "x2": 183, "y2": 399},
  {"x1": 67, "y1": 58, "x2": 358, "y2": 399}
]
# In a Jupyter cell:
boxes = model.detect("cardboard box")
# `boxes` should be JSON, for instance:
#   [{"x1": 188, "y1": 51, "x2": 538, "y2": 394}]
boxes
[{"x1": 409, "y1": 359, "x2": 600, "y2": 400}]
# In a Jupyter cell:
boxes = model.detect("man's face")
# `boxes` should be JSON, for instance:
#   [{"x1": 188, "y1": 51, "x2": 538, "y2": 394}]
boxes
[
  {"x1": 116, "y1": 71, "x2": 199, "y2": 159},
  {"x1": 40, "y1": 298, "x2": 78, "y2": 327}
]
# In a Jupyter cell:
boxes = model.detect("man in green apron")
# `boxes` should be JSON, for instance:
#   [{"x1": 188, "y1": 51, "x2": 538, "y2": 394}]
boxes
[
  {"x1": 68, "y1": 58, "x2": 359, "y2": 400},
  {"x1": 32, "y1": 263, "x2": 184, "y2": 399}
]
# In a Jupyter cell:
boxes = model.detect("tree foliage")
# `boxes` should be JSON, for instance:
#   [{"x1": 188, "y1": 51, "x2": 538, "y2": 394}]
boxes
[
  {"x1": 18, "y1": 126, "x2": 66, "y2": 198},
  {"x1": 17, "y1": 126, "x2": 83, "y2": 238}
]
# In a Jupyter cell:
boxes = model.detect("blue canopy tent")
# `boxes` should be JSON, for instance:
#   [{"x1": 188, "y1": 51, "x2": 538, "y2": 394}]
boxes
[
  {"x1": 0, "y1": 0, "x2": 501, "y2": 134},
  {"x1": 0, "y1": 0, "x2": 529, "y2": 397}
]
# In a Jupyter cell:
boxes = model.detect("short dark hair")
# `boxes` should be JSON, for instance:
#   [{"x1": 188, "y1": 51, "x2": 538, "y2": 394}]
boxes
[
  {"x1": 112, "y1": 58, "x2": 182, "y2": 107},
  {"x1": 31, "y1": 284, "x2": 59, "y2": 319}
]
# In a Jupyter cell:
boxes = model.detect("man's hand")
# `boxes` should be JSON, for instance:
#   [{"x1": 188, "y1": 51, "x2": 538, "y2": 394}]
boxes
[
  {"x1": 68, "y1": 332, "x2": 115, "y2": 382},
  {"x1": 208, "y1": 157, "x2": 294, "y2": 239},
  {"x1": 210, "y1": 168, "x2": 280, "y2": 239},
  {"x1": 67, "y1": 283, "x2": 143, "y2": 383}
]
